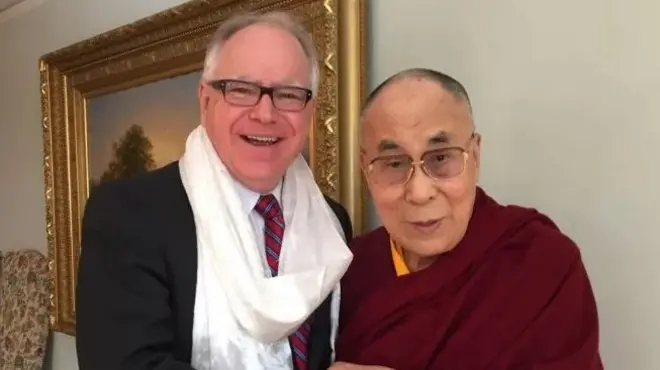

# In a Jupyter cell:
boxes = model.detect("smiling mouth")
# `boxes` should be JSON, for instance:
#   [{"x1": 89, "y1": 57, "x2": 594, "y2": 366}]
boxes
[{"x1": 241, "y1": 135, "x2": 282, "y2": 146}]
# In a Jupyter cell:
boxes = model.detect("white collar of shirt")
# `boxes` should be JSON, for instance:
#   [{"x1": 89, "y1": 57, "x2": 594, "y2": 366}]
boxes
[{"x1": 232, "y1": 177, "x2": 284, "y2": 215}]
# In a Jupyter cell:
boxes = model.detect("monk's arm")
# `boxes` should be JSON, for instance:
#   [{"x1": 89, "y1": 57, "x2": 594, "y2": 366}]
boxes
[
  {"x1": 76, "y1": 184, "x2": 194, "y2": 370},
  {"x1": 530, "y1": 255, "x2": 604, "y2": 370}
]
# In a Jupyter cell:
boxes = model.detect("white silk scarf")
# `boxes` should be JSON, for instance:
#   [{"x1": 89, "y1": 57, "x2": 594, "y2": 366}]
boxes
[{"x1": 179, "y1": 125, "x2": 353, "y2": 369}]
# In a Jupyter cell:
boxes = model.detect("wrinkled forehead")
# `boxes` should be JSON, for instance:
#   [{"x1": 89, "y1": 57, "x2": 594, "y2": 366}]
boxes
[
  {"x1": 212, "y1": 24, "x2": 311, "y2": 86},
  {"x1": 362, "y1": 79, "x2": 472, "y2": 153}
]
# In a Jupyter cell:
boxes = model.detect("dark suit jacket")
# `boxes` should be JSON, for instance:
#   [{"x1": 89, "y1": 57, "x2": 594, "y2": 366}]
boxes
[{"x1": 76, "y1": 161, "x2": 353, "y2": 370}]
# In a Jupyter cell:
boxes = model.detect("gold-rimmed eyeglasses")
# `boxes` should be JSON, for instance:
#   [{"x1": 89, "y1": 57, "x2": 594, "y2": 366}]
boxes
[{"x1": 366, "y1": 134, "x2": 476, "y2": 186}]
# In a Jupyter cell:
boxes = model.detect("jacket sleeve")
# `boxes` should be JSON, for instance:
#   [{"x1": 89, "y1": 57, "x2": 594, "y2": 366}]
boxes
[{"x1": 75, "y1": 184, "x2": 195, "y2": 370}]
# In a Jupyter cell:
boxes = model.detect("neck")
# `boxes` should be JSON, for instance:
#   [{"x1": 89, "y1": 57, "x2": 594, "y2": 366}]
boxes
[
  {"x1": 232, "y1": 174, "x2": 283, "y2": 195},
  {"x1": 402, "y1": 250, "x2": 437, "y2": 272}
]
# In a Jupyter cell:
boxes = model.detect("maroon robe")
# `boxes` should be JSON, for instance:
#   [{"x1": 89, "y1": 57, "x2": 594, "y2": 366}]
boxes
[{"x1": 337, "y1": 188, "x2": 603, "y2": 370}]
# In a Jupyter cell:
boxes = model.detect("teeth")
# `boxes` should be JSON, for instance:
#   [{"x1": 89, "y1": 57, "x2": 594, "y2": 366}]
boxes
[{"x1": 246, "y1": 135, "x2": 278, "y2": 143}]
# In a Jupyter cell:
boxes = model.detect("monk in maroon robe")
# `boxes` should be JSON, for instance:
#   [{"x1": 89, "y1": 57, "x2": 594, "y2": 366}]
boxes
[{"x1": 334, "y1": 68, "x2": 603, "y2": 370}]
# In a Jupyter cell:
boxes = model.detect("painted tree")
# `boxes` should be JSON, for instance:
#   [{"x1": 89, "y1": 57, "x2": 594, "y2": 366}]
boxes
[{"x1": 99, "y1": 124, "x2": 156, "y2": 183}]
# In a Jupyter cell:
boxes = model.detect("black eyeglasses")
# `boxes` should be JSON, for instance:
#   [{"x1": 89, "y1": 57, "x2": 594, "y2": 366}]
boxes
[{"x1": 207, "y1": 79, "x2": 313, "y2": 112}]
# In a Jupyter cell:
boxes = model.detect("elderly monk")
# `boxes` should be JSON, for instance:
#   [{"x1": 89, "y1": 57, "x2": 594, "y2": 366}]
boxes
[{"x1": 334, "y1": 68, "x2": 603, "y2": 370}]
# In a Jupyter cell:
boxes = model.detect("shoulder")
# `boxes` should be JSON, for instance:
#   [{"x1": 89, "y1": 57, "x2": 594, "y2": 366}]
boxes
[
  {"x1": 322, "y1": 195, "x2": 349, "y2": 220},
  {"x1": 519, "y1": 207, "x2": 580, "y2": 260},
  {"x1": 473, "y1": 189, "x2": 584, "y2": 279},
  {"x1": 527, "y1": 214, "x2": 583, "y2": 275},
  {"x1": 83, "y1": 161, "x2": 189, "y2": 232},
  {"x1": 322, "y1": 195, "x2": 353, "y2": 241},
  {"x1": 490, "y1": 204, "x2": 585, "y2": 289},
  {"x1": 485, "y1": 207, "x2": 600, "y2": 340}
]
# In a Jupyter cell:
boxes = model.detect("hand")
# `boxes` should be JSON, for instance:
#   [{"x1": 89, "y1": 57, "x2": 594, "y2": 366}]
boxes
[{"x1": 328, "y1": 361, "x2": 395, "y2": 370}]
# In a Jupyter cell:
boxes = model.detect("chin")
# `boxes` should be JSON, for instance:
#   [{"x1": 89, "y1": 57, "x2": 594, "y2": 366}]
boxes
[
  {"x1": 413, "y1": 235, "x2": 460, "y2": 257},
  {"x1": 240, "y1": 167, "x2": 282, "y2": 186},
  {"x1": 237, "y1": 169, "x2": 283, "y2": 190},
  {"x1": 226, "y1": 141, "x2": 301, "y2": 187}
]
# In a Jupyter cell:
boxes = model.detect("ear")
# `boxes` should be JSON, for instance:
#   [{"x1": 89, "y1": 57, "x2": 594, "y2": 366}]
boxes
[
  {"x1": 359, "y1": 149, "x2": 369, "y2": 174},
  {"x1": 307, "y1": 98, "x2": 317, "y2": 117},
  {"x1": 472, "y1": 133, "x2": 482, "y2": 169},
  {"x1": 303, "y1": 99, "x2": 317, "y2": 138},
  {"x1": 198, "y1": 82, "x2": 210, "y2": 118},
  {"x1": 471, "y1": 134, "x2": 482, "y2": 183},
  {"x1": 359, "y1": 150, "x2": 370, "y2": 187}
]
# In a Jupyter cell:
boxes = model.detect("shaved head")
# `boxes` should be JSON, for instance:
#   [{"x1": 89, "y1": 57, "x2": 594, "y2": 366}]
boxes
[{"x1": 363, "y1": 68, "x2": 472, "y2": 122}]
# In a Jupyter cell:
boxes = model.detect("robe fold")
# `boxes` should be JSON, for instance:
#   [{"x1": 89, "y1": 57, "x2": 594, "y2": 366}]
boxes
[{"x1": 337, "y1": 188, "x2": 603, "y2": 370}]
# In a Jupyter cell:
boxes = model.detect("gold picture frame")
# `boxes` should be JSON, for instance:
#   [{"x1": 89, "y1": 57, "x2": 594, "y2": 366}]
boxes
[{"x1": 39, "y1": 0, "x2": 367, "y2": 335}]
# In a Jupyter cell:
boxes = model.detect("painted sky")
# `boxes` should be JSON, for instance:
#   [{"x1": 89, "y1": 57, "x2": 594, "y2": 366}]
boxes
[{"x1": 87, "y1": 70, "x2": 202, "y2": 181}]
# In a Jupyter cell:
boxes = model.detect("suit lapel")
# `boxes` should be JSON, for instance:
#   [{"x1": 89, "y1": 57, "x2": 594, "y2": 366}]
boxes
[{"x1": 161, "y1": 162, "x2": 198, "y2": 362}]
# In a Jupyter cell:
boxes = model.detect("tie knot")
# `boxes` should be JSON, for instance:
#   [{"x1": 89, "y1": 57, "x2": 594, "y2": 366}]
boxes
[{"x1": 254, "y1": 194, "x2": 282, "y2": 220}]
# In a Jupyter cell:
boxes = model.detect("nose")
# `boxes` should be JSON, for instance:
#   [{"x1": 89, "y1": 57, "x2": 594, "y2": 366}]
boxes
[
  {"x1": 249, "y1": 94, "x2": 277, "y2": 124},
  {"x1": 404, "y1": 165, "x2": 438, "y2": 205}
]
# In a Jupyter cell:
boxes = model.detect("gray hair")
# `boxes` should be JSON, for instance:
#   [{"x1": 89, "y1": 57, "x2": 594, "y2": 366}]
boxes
[
  {"x1": 202, "y1": 11, "x2": 320, "y2": 96},
  {"x1": 362, "y1": 68, "x2": 474, "y2": 124}
]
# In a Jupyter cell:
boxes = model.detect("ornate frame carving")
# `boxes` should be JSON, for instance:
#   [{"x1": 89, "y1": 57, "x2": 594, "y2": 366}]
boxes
[{"x1": 40, "y1": 0, "x2": 367, "y2": 335}]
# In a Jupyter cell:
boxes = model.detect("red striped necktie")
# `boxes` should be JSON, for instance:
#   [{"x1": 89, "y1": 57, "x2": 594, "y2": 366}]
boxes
[{"x1": 254, "y1": 194, "x2": 310, "y2": 370}]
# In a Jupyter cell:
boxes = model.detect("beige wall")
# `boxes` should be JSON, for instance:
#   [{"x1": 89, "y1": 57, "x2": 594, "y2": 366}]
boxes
[{"x1": 1, "y1": 0, "x2": 659, "y2": 369}]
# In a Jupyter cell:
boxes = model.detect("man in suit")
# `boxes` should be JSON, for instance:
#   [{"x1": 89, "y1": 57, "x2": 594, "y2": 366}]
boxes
[{"x1": 76, "y1": 12, "x2": 365, "y2": 370}]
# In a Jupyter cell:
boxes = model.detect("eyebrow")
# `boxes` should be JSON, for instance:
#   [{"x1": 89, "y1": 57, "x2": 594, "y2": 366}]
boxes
[
  {"x1": 376, "y1": 130, "x2": 452, "y2": 153},
  {"x1": 376, "y1": 139, "x2": 400, "y2": 152},
  {"x1": 230, "y1": 76, "x2": 307, "y2": 89},
  {"x1": 428, "y1": 131, "x2": 451, "y2": 145}
]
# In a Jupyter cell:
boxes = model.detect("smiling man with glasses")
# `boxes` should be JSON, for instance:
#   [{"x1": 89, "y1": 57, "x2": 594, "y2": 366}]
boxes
[
  {"x1": 76, "y1": 12, "x2": 360, "y2": 370},
  {"x1": 334, "y1": 68, "x2": 603, "y2": 370}
]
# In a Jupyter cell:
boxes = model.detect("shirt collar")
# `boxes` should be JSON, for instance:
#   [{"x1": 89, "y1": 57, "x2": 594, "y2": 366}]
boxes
[{"x1": 233, "y1": 177, "x2": 284, "y2": 215}]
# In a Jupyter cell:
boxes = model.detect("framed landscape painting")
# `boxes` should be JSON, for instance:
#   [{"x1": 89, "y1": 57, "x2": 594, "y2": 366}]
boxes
[
  {"x1": 88, "y1": 70, "x2": 201, "y2": 188},
  {"x1": 39, "y1": 0, "x2": 367, "y2": 335}
]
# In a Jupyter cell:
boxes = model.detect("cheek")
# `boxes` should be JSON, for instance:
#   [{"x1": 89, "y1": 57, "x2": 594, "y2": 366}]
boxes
[
  {"x1": 441, "y1": 180, "x2": 470, "y2": 201},
  {"x1": 285, "y1": 111, "x2": 311, "y2": 135},
  {"x1": 209, "y1": 104, "x2": 246, "y2": 134},
  {"x1": 282, "y1": 111, "x2": 312, "y2": 147},
  {"x1": 203, "y1": 103, "x2": 250, "y2": 155},
  {"x1": 369, "y1": 184, "x2": 404, "y2": 221},
  {"x1": 441, "y1": 163, "x2": 478, "y2": 200},
  {"x1": 440, "y1": 176, "x2": 477, "y2": 222}
]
